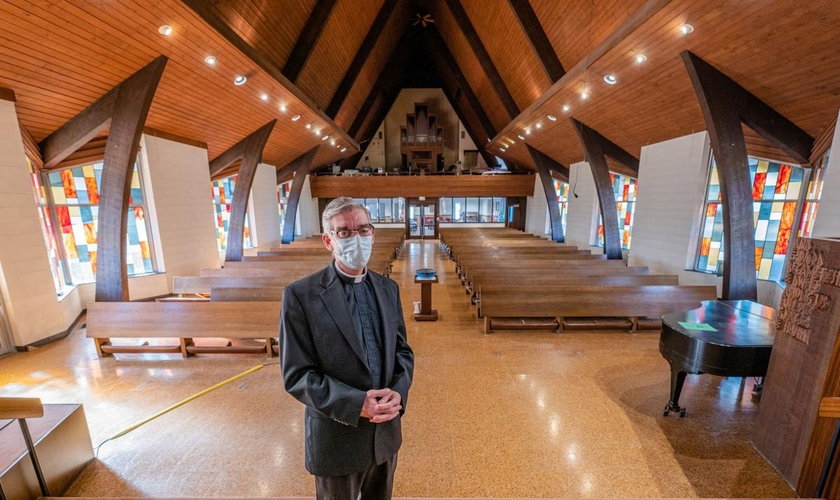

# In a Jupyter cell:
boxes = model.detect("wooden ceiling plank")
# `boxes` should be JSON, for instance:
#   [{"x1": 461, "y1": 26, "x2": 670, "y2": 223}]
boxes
[
  {"x1": 442, "y1": 0, "x2": 521, "y2": 118},
  {"x1": 491, "y1": 0, "x2": 672, "y2": 145},
  {"x1": 506, "y1": 0, "x2": 565, "y2": 83},
  {"x1": 282, "y1": 0, "x2": 338, "y2": 83},
  {"x1": 181, "y1": 0, "x2": 358, "y2": 150},
  {"x1": 325, "y1": 0, "x2": 397, "y2": 118},
  {"x1": 426, "y1": 26, "x2": 496, "y2": 138}
]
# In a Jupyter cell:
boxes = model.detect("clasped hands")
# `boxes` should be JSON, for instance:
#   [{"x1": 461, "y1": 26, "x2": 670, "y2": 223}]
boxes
[{"x1": 360, "y1": 388, "x2": 401, "y2": 423}]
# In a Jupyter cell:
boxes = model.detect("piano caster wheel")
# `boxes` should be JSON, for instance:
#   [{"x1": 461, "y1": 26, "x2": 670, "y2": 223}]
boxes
[{"x1": 663, "y1": 403, "x2": 686, "y2": 418}]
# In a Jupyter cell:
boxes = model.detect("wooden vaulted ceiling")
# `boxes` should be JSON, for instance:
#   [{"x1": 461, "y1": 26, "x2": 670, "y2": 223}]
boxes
[{"x1": 1, "y1": 0, "x2": 839, "y2": 178}]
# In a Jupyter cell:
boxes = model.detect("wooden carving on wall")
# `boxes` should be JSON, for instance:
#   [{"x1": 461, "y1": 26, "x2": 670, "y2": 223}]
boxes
[{"x1": 777, "y1": 238, "x2": 840, "y2": 345}]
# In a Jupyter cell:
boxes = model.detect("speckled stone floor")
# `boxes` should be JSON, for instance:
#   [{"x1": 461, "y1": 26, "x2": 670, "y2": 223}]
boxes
[{"x1": 0, "y1": 240, "x2": 795, "y2": 498}]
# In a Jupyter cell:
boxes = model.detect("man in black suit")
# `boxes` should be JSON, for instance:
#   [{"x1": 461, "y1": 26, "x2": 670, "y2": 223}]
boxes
[{"x1": 280, "y1": 197, "x2": 414, "y2": 500}]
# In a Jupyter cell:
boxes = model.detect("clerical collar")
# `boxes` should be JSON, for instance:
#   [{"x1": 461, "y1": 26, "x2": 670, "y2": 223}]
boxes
[{"x1": 334, "y1": 261, "x2": 367, "y2": 284}]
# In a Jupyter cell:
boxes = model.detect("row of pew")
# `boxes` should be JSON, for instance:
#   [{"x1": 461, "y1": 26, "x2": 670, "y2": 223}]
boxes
[
  {"x1": 85, "y1": 230, "x2": 406, "y2": 357},
  {"x1": 440, "y1": 228, "x2": 718, "y2": 333}
]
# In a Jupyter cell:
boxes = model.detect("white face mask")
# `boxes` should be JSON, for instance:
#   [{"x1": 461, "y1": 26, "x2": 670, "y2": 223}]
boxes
[{"x1": 333, "y1": 235, "x2": 373, "y2": 270}]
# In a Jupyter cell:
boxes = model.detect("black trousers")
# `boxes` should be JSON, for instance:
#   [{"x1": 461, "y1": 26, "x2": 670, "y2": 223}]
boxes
[{"x1": 315, "y1": 453, "x2": 398, "y2": 500}]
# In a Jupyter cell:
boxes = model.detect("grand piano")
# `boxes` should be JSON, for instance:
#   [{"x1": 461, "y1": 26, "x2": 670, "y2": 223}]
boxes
[{"x1": 659, "y1": 300, "x2": 776, "y2": 417}]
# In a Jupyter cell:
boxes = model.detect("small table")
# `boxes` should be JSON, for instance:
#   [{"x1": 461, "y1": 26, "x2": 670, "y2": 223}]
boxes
[{"x1": 414, "y1": 276, "x2": 438, "y2": 321}]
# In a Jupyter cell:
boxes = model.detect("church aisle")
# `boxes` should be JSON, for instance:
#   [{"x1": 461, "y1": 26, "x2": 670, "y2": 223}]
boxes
[{"x1": 0, "y1": 240, "x2": 793, "y2": 498}]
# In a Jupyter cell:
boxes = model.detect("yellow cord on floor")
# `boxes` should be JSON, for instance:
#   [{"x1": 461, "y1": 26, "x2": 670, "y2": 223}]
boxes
[{"x1": 96, "y1": 363, "x2": 277, "y2": 456}]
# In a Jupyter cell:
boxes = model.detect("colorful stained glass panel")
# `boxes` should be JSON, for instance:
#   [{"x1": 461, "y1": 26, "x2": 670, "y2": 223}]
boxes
[
  {"x1": 596, "y1": 174, "x2": 637, "y2": 249},
  {"x1": 212, "y1": 175, "x2": 254, "y2": 251},
  {"x1": 553, "y1": 179, "x2": 569, "y2": 232}
]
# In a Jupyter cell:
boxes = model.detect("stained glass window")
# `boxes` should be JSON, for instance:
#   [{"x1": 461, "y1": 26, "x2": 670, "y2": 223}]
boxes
[
  {"x1": 553, "y1": 179, "x2": 569, "y2": 231},
  {"x1": 34, "y1": 160, "x2": 156, "y2": 286},
  {"x1": 798, "y1": 148, "x2": 830, "y2": 237},
  {"x1": 596, "y1": 174, "x2": 637, "y2": 249},
  {"x1": 211, "y1": 175, "x2": 255, "y2": 252},
  {"x1": 696, "y1": 156, "x2": 807, "y2": 282},
  {"x1": 278, "y1": 181, "x2": 292, "y2": 229}
]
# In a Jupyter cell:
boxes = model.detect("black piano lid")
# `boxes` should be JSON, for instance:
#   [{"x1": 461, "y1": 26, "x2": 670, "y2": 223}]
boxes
[{"x1": 661, "y1": 300, "x2": 776, "y2": 348}]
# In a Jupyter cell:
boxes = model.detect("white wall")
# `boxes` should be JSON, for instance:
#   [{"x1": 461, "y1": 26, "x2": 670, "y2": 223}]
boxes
[
  {"x1": 141, "y1": 135, "x2": 220, "y2": 288},
  {"x1": 298, "y1": 175, "x2": 320, "y2": 237},
  {"x1": 250, "y1": 163, "x2": 282, "y2": 251},
  {"x1": 812, "y1": 109, "x2": 840, "y2": 238},
  {"x1": 565, "y1": 161, "x2": 600, "y2": 252},
  {"x1": 525, "y1": 174, "x2": 548, "y2": 235},
  {"x1": 457, "y1": 121, "x2": 488, "y2": 170},
  {"x1": 0, "y1": 100, "x2": 82, "y2": 345},
  {"x1": 355, "y1": 123, "x2": 386, "y2": 171}
]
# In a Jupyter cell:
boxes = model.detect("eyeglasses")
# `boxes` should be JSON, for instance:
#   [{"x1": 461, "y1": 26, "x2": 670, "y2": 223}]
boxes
[{"x1": 329, "y1": 224, "x2": 375, "y2": 239}]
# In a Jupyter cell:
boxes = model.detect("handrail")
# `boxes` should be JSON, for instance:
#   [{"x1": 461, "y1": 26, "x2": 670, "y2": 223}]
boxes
[{"x1": 0, "y1": 397, "x2": 44, "y2": 419}]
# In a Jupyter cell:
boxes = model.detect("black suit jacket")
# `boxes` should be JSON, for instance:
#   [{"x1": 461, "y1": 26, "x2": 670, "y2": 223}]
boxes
[{"x1": 279, "y1": 263, "x2": 414, "y2": 477}]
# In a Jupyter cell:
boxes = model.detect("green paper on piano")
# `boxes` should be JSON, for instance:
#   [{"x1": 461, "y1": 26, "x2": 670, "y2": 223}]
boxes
[{"x1": 678, "y1": 321, "x2": 717, "y2": 332}]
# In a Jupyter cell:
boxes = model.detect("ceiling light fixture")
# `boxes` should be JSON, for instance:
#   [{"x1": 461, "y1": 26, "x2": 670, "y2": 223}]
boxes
[
  {"x1": 234, "y1": 75, "x2": 247, "y2": 86},
  {"x1": 280, "y1": 105, "x2": 287, "y2": 113},
  {"x1": 500, "y1": 147, "x2": 506, "y2": 152},
  {"x1": 604, "y1": 75, "x2": 617, "y2": 85},
  {"x1": 526, "y1": 129, "x2": 531, "y2": 135},
  {"x1": 680, "y1": 23, "x2": 694, "y2": 35},
  {"x1": 517, "y1": 135, "x2": 525, "y2": 140},
  {"x1": 321, "y1": 135, "x2": 329, "y2": 141},
  {"x1": 158, "y1": 25, "x2": 173, "y2": 36},
  {"x1": 305, "y1": 123, "x2": 312, "y2": 129},
  {"x1": 581, "y1": 91, "x2": 589, "y2": 100},
  {"x1": 340, "y1": 147, "x2": 347, "y2": 153},
  {"x1": 635, "y1": 53, "x2": 647, "y2": 63},
  {"x1": 315, "y1": 130, "x2": 321, "y2": 136},
  {"x1": 330, "y1": 140, "x2": 335, "y2": 145},
  {"x1": 260, "y1": 93, "x2": 268, "y2": 101},
  {"x1": 204, "y1": 55, "x2": 216, "y2": 65},
  {"x1": 509, "y1": 140, "x2": 515, "y2": 145},
  {"x1": 562, "y1": 105, "x2": 570, "y2": 112},
  {"x1": 536, "y1": 123, "x2": 542, "y2": 129},
  {"x1": 547, "y1": 115, "x2": 557, "y2": 121},
  {"x1": 291, "y1": 114, "x2": 300, "y2": 121}
]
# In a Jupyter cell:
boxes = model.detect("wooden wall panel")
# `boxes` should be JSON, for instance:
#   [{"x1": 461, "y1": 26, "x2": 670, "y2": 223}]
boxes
[
  {"x1": 310, "y1": 174, "x2": 536, "y2": 198},
  {"x1": 297, "y1": 0, "x2": 384, "y2": 111},
  {"x1": 0, "y1": 0, "x2": 348, "y2": 174},
  {"x1": 461, "y1": 0, "x2": 551, "y2": 111},
  {"x1": 492, "y1": 0, "x2": 840, "y2": 171},
  {"x1": 208, "y1": 0, "x2": 317, "y2": 71},
  {"x1": 333, "y1": 0, "x2": 411, "y2": 132}
]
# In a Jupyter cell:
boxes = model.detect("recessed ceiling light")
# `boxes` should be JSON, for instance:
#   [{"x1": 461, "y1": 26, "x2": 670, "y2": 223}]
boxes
[
  {"x1": 680, "y1": 23, "x2": 694, "y2": 35},
  {"x1": 536, "y1": 123, "x2": 542, "y2": 129},
  {"x1": 335, "y1": 144, "x2": 341, "y2": 149},
  {"x1": 305, "y1": 123, "x2": 312, "y2": 129},
  {"x1": 260, "y1": 93, "x2": 268, "y2": 101},
  {"x1": 204, "y1": 55, "x2": 216, "y2": 65},
  {"x1": 158, "y1": 25, "x2": 173, "y2": 36},
  {"x1": 291, "y1": 114, "x2": 300, "y2": 121},
  {"x1": 525, "y1": 129, "x2": 531, "y2": 135},
  {"x1": 500, "y1": 147, "x2": 506, "y2": 152},
  {"x1": 340, "y1": 147, "x2": 347, "y2": 153},
  {"x1": 510, "y1": 140, "x2": 515, "y2": 145},
  {"x1": 581, "y1": 92, "x2": 589, "y2": 100},
  {"x1": 635, "y1": 53, "x2": 647, "y2": 63},
  {"x1": 604, "y1": 75, "x2": 617, "y2": 85},
  {"x1": 321, "y1": 135, "x2": 329, "y2": 141},
  {"x1": 517, "y1": 135, "x2": 525, "y2": 140},
  {"x1": 330, "y1": 140, "x2": 335, "y2": 145},
  {"x1": 487, "y1": 138, "x2": 491, "y2": 143},
  {"x1": 547, "y1": 115, "x2": 557, "y2": 121},
  {"x1": 562, "y1": 105, "x2": 570, "y2": 112},
  {"x1": 234, "y1": 75, "x2": 247, "y2": 86},
  {"x1": 315, "y1": 130, "x2": 321, "y2": 136},
  {"x1": 280, "y1": 105, "x2": 287, "y2": 112}
]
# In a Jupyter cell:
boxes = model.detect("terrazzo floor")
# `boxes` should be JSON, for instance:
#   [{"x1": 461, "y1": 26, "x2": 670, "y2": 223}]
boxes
[{"x1": 0, "y1": 240, "x2": 795, "y2": 498}]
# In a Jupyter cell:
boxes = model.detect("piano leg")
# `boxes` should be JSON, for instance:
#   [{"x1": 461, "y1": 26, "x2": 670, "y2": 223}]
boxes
[{"x1": 664, "y1": 366, "x2": 688, "y2": 417}]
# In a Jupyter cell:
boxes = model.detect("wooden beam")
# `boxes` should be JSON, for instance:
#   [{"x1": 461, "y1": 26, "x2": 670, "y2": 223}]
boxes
[
  {"x1": 283, "y1": 0, "x2": 338, "y2": 83},
  {"x1": 571, "y1": 118, "x2": 622, "y2": 260},
  {"x1": 0, "y1": 86, "x2": 16, "y2": 102},
  {"x1": 325, "y1": 0, "x2": 397, "y2": 118},
  {"x1": 527, "y1": 145, "x2": 565, "y2": 242},
  {"x1": 347, "y1": 29, "x2": 417, "y2": 139},
  {"x1": 681, "y1": 51, "x2": 757, "y2": 301},
  {"x1": 39, "y1": 89, "x2": 117, "y2": 169},
  {"x1": 442, "y1": 0, "x2": 520, "y2": 117},
  {"x1": 507, "y1": 0, "x2": 565, "y2": 83},
  {"x1": 684, "y1": 51, "x2": 813, "y2": 165},
  {"x1": 143, "y1": 127, "x2": 207, "y2": 150},
  {"x1": 281, "y1": 146, "x2": 320, "y2": 243},
  {"x1": 94, "y1": 57, "x2": 168, "y2": 302},
  {"x1": 573, "y1": 122, "x2": 639, "y2": 174},
  {"x1": 181, "y1": 0, "x2": 358, "y2": 150},
  {"x1": 426, "y1": 26, "x2": 496, "y2": 137},
  {"x1": 491, "y1": 0, "x2": 671, "y2": 144},
  {"x1": 439, "y1": 83, "x2": 495, "y2": 169},
  {"x1": 210, "y1": 120, "x2": 277, "y2": 262}
]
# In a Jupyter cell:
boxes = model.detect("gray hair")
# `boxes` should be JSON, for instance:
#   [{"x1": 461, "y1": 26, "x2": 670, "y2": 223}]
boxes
[{"x1": 321, "y1": 197, "x2": 371, "y2": 233}]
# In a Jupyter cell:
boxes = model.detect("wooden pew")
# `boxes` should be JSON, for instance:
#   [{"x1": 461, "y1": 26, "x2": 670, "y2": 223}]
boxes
[
  {"x1": 174, "y1": 276, "x2": 296, "y2": 295},
  {"x1": 86, "y1": 302, "x2": 281, "y2": 357},
  {"x1": 210, "y1": 287, "x2": 284, "y2": 302},
  {"x1": 479, "y1": 285, "x2": 718, "y2": 334}
]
